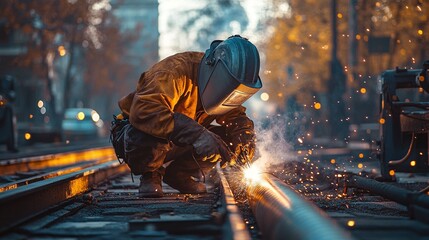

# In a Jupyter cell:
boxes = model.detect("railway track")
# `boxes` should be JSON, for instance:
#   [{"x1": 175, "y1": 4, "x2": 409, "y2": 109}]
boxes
[
  {"x1": 1, "y1": 145, "x2": 429, "y2": 239},
  {"x1": 0, "y1": 146, "x2": 251, "y2": 239}
]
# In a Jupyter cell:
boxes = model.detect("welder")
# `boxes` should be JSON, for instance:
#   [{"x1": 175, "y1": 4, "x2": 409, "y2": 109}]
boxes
[{"x1": 111, "y1": 35, "x2": 262, "y2": 197}]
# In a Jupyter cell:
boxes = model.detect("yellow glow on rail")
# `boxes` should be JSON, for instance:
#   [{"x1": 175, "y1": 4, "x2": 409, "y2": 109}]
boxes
[
  {"x1": 66, "y1": 177, "x2": 89, "y2": 198},
  {"x1": 0, "y1": 148, "x2": 115, "y2": 175}
]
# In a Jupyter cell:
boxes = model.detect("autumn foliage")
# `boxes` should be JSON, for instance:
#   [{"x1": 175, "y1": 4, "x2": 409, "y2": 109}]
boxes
[
  {"x1": 0, "y1": 0, "x2": 138, "y2": 122},
  {"x1": 263, "y1": 0, "x2": 429, "y2": 109}
]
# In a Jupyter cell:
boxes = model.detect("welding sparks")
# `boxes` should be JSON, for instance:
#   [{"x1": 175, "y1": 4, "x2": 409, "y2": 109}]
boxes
[{"x1": 243, "y1": 164, "x2": 263, "y2": 186}]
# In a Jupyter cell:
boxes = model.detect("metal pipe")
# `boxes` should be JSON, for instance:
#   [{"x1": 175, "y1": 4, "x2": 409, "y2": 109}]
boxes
[
  {"x1": 349, "y1": 175, "x2": 429, "y2": 223},
  {"x1": 247, "y1": 173, "x2": 353, "y2": 240},
  {"x1": 349, "y1": 175, "x2": 429, "y2": 209}
]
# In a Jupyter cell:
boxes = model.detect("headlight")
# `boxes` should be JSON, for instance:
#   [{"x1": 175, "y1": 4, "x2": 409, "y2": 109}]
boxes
[
  {"x1": 76, "y1": 112, "x2": 85, "y2": 120},
  {"x1": 91, "y1": 111, "x2": 100, "y2": 122}
]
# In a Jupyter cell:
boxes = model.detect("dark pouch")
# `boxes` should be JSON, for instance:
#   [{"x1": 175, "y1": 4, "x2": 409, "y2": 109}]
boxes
[{"x1": 110, "y1": 115, "x2": 130, "y2": 164}]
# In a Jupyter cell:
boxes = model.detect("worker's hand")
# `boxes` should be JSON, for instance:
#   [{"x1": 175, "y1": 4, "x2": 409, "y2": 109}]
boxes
[
  {"x1": 192, "y1": 129, "x2": 233, "y2": 164},
  {"x1": 170, "y1": 112, "x2": 232, "y2": 166}
]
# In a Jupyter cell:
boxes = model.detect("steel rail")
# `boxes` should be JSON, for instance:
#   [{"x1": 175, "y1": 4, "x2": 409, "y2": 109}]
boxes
[
  {"x1": 246, "y1": 173, "x2": 354, "y2": 240},
  {"x1": 0, "y1": 147, "x2": 115, "y2": 175},
  {"x1": 0, "y1": 160, "x2": 128, "y2": 233},
  {"x1": 0, "y1": 155, "x2": 116, "y2": 193},
  {"x1": 217, "y1": 164, "x2": 251, "y2": 240}
]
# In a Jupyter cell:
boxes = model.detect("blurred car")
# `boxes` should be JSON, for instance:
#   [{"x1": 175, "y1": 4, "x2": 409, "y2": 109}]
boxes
[{"x1": 62, "y1": 108, "x2": 104, "y2": 141}]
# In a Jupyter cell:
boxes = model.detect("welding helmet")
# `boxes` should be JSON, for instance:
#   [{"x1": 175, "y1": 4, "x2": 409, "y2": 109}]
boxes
[{"x1": 198, "y1": 35, "x2": 262, "y2": 115}]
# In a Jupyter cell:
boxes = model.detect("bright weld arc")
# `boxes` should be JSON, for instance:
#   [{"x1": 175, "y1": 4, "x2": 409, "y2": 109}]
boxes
[
  {"x1": 232, "y1": 138, "x2": 264, "y2": 186},
  {"x1": 243, "y1": 163, "x2": 263, "y2": 185}
]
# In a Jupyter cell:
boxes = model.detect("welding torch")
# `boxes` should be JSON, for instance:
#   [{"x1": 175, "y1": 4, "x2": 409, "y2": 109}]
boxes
[
  {"x1": 238, "y1": 145, "x2": 252, "y2": 166},
  {"x1": 233, "y1": 136, "x2": 254, "y2": 168},
  {"x1": 220, "y1": 136, "x2": 254, "y2": 168}
]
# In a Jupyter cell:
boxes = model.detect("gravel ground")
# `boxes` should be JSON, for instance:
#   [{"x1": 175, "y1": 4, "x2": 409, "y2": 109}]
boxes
[{"x1": 226, "y1": 156, "x2": 429, "y2": 240}]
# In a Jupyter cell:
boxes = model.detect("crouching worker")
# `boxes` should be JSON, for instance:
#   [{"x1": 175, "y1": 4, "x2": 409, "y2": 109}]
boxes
[{"x1": 110, "y1": 35, "x2": 262, "y2": 197}]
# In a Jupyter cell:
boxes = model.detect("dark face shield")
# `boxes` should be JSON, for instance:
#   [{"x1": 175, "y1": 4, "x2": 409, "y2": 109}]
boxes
[{"x1": 199, "y1": 59, "x2": 262, "y2": 115}]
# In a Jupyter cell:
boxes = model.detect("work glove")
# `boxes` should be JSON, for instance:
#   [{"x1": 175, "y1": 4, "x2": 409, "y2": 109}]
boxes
[
  {"x1": 170, "y1": 113, "x2": 232, "y2": 167},
  {"x1": 193, "y1": 128, "x2": 232, "y2": 164},
  {"x1": 221, "y1": 114, "x2": 256, "y2": 166}
]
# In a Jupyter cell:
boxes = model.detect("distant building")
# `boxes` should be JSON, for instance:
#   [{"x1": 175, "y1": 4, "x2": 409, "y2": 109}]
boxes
[
  {"x1": 111, "y1": 0, "x2": 160, "y2": 80},
  {"x1": 0, "y1": 22, "x2": 43, "y2": 123}
]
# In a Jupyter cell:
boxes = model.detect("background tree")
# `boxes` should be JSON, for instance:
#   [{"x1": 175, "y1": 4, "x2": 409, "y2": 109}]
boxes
[
  {"x1": 0, "y1": 0, "x2": 138, "y2": 125},
  {"x1": 356, "y1": 0, "x2": 429, "y2": 74},
  {"x1": 262, "y1": 0, "x2": 429, "y2": 139},
  {"x1": 1, "y1": 0, "x2": 95, "y2": 122},
  {"x1": 82, "y1": 16, "x2": 139, "y2": 119}
]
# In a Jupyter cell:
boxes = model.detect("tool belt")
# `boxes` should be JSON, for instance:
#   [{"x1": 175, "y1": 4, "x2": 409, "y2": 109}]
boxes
[{"x1": 110, "y1": 113, "x2": 129, "y2": 164}]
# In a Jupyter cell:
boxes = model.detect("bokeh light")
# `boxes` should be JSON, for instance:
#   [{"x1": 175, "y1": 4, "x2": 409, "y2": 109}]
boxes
[
  {"x1": 260, "y1": 92, "x2": 269, "y2": 101},
  {"x1": 58, "y1": 45, "x2": 67, "y2": 56},
  {"x1": 314, "y1": 102, "x2": 321, "y2": 110}
]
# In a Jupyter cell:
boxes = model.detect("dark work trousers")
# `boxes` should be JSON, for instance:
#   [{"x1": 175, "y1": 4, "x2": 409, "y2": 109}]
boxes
[{"x1": 111, "y1": 120, "x2": 227, "y2": 178}]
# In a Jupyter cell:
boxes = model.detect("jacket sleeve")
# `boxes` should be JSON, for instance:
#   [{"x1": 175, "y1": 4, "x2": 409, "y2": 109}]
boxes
[{"x1": 129, "y1": 71, "x2": 183, "y2": 139}]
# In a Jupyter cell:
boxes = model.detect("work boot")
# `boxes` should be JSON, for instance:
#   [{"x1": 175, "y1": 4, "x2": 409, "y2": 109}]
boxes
[
  {"x1": 163, "y1": 167, "x2": 207, "y2": 194},
  {"x1": 139, "y1": 171, "x2": 163, "y2": 198}
]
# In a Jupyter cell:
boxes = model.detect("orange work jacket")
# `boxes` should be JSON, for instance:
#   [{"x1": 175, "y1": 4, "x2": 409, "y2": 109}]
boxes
[{"x1": 118, "y1": 51, "x2": 250, "y2": 140}]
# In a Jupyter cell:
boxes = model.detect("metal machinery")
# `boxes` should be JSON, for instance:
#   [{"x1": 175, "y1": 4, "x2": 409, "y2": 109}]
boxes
[{"x1": 379, "y1": 60, "x2": 429, "y2": 180}]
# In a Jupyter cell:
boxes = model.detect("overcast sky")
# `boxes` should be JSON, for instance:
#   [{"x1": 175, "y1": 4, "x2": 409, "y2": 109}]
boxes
[
  {"x1": 157, "y1": 0, "x2": 275, "y2": 118},
  {"x1": 158, "y1": 0, "x2": 268, "y2": 59}
]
